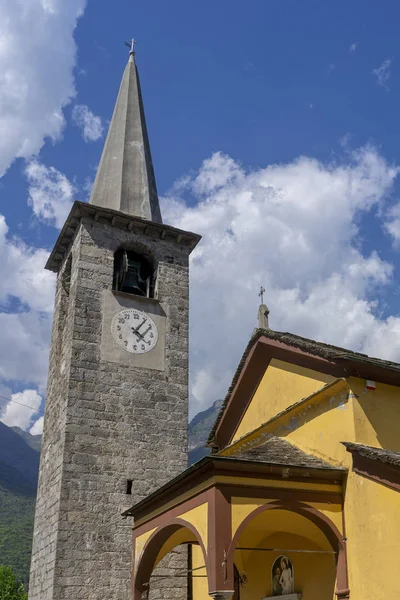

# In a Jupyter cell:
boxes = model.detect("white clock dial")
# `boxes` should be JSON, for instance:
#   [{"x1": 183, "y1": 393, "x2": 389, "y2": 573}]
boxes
[{"x1": 111, "y1": 308, "x2": 158, "y2": 354}]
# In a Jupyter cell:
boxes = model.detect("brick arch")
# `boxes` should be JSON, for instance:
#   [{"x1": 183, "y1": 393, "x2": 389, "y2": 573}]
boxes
[
  {"x1": 227, "y1": 500, "x2": 349, "y2": 600},
  {"x1": 133, "y1": 518, "x2": 208, "y2": 600}
]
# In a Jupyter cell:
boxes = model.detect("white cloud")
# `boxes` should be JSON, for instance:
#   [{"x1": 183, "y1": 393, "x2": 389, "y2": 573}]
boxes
[
  {"x1": 349, "y1": 42, "x2": 358, "y2": 53},
  {"x1": 30, "y1": 415, "x2": 44, "y2": 435},
  {"x1": 0, "y1": 0, "x2": 86, "y2": 177},
  {"x1": 0, "y1": 1, "x2": 84, "y2": 404},
  {"x1": 162, "y1": 148, "x2": 400, "y2": 417},
  {"x1": 0, "y1": 311, "x2": 53, "y2": 391},
  {"x1": 0, "y1": 214, "x2": 54, "y2": 392},
  {"x1": 384, "y1": 202, "x2": 400, "y2": 246},
  {"x1": 0, "y1": 214, "x2": 55, "y2": 312},
  {"x1": 1, "y1": 389, "x2": 42, "y2": 430},
  {"x1": 72, "y1": 104, "x2": 104, "y2": 142},
  {"x1": 372, "y1": 58, "x2": 392, "y2": 90},
  {"x1": 25, "y1": 160, "x2": 75, "y2": 228}
]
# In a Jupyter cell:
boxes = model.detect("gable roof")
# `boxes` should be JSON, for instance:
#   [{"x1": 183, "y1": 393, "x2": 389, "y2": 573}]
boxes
[
  {"x1": 208, "y1": 328, "x2": 400, "y2": 451},
  {"x1": 343, "y1": 442, "x2": 400, "y2": 468},
  {"x1": 232, "y1": 434, "x2": 337, "y2": 469}
]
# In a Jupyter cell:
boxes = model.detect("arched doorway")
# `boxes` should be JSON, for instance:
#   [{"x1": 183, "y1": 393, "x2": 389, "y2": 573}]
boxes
[
  {"x1": 228, "y1": 502, "x2": 348, "y2": 600},
  {"x1": 133, "y1": 520, "x2": 209, "y2": 600}
]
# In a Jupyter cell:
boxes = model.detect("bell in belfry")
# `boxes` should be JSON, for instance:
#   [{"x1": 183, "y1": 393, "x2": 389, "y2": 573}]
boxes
[{"x1": 113, "y1": 249, "x2": 152, "y2": 297}]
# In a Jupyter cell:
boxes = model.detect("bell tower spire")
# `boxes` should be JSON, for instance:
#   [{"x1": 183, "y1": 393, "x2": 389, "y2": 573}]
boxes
[
  {"x1": 89, "y1": 40, "x2": 162, "y2": 223},
  {"x1": 29, "y1": 40, "x2": 201, "y2": 600}
]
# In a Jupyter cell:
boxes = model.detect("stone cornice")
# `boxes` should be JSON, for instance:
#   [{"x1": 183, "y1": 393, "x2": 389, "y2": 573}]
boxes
[{"x1": 46, "y1": 200, "x2": 201, "y2": 273}]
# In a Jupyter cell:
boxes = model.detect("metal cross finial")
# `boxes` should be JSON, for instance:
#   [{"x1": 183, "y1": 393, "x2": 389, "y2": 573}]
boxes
[
  {"x1": 259, "y1": 286, "x2": 266, "y2": 305},
  {"x1": 125, "y1": 38, "x2": 136, "y2": 55}
]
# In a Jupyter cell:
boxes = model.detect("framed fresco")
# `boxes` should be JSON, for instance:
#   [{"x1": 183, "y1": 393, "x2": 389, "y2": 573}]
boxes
[{"x1": 271, "y1": 555, "x2": 294, "y2": 596}]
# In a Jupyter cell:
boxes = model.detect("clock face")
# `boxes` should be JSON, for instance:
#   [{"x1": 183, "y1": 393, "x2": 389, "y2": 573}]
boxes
[{"x1": 111, "y1": 308, "x2": 158, "y2": 354}]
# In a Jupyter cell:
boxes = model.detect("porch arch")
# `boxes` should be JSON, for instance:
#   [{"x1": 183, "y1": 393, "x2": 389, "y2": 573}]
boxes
[
  {"x1": 227, "y1": 500, "x2": 349, "y2": 600},
  {"x1": 133, "y1": 518, "x2": 208, "y2": 600}
]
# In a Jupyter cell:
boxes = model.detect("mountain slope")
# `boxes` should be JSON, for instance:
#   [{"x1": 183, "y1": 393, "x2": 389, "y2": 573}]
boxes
[
  {"x1": 0, "y1": 399, "x2": 220, "y2": 583},
  {"x1": 188, "y1": 399, "x2": 222, "y2": 464},
  {"x1": 11, "y1": 427, "x2": 42, "y2": 453},
  {"x1": 0, "y1": 422, "x2": 39, "y2": 584},
  {"x1": 0, "y1": 423, "x2": 40, "y2": 491}
]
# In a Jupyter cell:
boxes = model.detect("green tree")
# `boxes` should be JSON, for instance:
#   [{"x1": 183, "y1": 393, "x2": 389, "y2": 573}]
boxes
[{"x1": 0, "y1": 566, "x2": 27, "y2": 600}]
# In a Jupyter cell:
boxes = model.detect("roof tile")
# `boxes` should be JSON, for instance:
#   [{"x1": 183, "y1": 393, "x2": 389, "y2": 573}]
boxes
[
  {"x1": 343, "y1": 442, "x2": 400, "y2": 468},
  {"x1": 229, "y1": 434, "x2": 337, "y2": 470}
]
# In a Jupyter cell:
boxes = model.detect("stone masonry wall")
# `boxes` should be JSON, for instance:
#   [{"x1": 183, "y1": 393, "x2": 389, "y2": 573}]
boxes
[
  {"x1": 29, "y1": 232, "x2": 81, "y2": 600},
  {"x1": 29, "y1": 217, "x2": 192, "y2": 600}
]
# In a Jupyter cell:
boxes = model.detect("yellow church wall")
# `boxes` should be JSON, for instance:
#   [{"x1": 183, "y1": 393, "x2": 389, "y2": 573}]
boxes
[
  {"x1": 308, "y1": 502, "x2": 343, "y2": 535},
  {"x1": 134, "y1": 527, "x2": 157, "y2": 572},
  {"x1": 349, "y1": 377, "x2": 400, "y2": 451},
  {"x1": 232, "y1": 359, "x2": 334, "y2": 443},
  {"x1": 231, "y1": 497, "x2": 272, "y2": 539},
  {"x1": 345, "y1": 472, "x2": 400, "y2": 600},
  {"x1": 154, "y1": 528, "x2": 198, "y2": 567},
  {"x1": 152, "y1": 503, "x2": 209, "y2": 566},
  {"x1": 281, "y1": 395, "x2": 354, "y2": 468},
  {"x1": 179, "y1": 503, "x2": 209, "y2": 550},
  {"x1": 223, "y1": 379, "x2": 353, "y2": 468}
]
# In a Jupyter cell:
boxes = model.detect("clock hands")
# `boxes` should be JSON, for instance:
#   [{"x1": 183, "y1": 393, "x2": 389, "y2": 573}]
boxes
[
  {"x1": 135, "y1": 318, "x2": 147, "y2": 333},
  {"x1": 141, "y1": 325, "x2": 152, "y2": 338},
  {"x1": 131, "y1": 318, "x2": 147, "y2": 342}
]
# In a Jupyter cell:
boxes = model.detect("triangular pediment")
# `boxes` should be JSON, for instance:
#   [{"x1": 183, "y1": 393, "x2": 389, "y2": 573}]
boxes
[{"x1": 208, "y1": 329, "x2": 400, "y2": 452}]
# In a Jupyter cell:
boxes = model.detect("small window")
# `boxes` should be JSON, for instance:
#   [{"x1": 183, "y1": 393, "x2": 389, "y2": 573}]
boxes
[
  {"x1": 126, "y1": 480, "x2": 133, "y2": 495},
  {"x1": 113, "y1": 249, "x2": 154, "y2": 298}
]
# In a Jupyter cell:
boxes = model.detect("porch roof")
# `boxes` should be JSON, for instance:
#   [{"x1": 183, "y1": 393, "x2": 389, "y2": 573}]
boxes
[{"x1": 122, "y1": 449, "x2": 346, "y2": 520}]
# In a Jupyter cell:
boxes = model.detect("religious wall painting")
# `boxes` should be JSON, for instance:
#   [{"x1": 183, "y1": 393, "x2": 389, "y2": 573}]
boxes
[{"x1": 271, "y1": 555, "x2": 294, "y2": 596}]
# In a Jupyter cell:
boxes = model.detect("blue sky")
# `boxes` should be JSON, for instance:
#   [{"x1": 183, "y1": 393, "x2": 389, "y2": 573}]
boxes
[{"x1": 2, "y1": 0, "x2": 400, "y2": 430}]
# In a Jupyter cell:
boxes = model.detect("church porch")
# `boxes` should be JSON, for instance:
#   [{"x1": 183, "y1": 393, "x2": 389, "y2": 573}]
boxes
[{"x1": 124, "y1": 456, "x2": 349, "y2": 600}]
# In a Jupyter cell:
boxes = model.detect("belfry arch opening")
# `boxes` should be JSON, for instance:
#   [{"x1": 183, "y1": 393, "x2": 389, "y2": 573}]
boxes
[{"x1": 113, "y1": 248, "x2": 155, "y2": 298}]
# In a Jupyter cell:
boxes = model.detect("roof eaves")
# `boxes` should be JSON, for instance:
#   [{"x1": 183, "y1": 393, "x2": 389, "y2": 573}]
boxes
[
  {"x1": 46, "y1": 200, "x2": 201, "y2": 272},
  {"x1": 206, "y1": 329, "x2": 265, "y2": 447},
  {"x1": 342, "y1": 442, "x2": 400, "y2": 469}
]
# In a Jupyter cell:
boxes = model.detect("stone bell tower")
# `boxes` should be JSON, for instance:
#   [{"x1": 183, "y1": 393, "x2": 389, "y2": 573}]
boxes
[{"x1": 28, "y1": 43, "x2": 200, "y2": 600}]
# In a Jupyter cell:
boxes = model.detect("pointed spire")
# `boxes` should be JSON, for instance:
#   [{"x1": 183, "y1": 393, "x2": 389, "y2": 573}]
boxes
[{"x1": 89, "y1": 43, "x2": 162, "y2": 223}]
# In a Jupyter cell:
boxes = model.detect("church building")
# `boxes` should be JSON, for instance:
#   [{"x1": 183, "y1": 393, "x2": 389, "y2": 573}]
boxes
[
  {"x1": 29, "y1": 42, "x2": 400, "y2": 600},
  {"x1": 127, "y1": 317, "x2": 400, "y2": 600}
]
